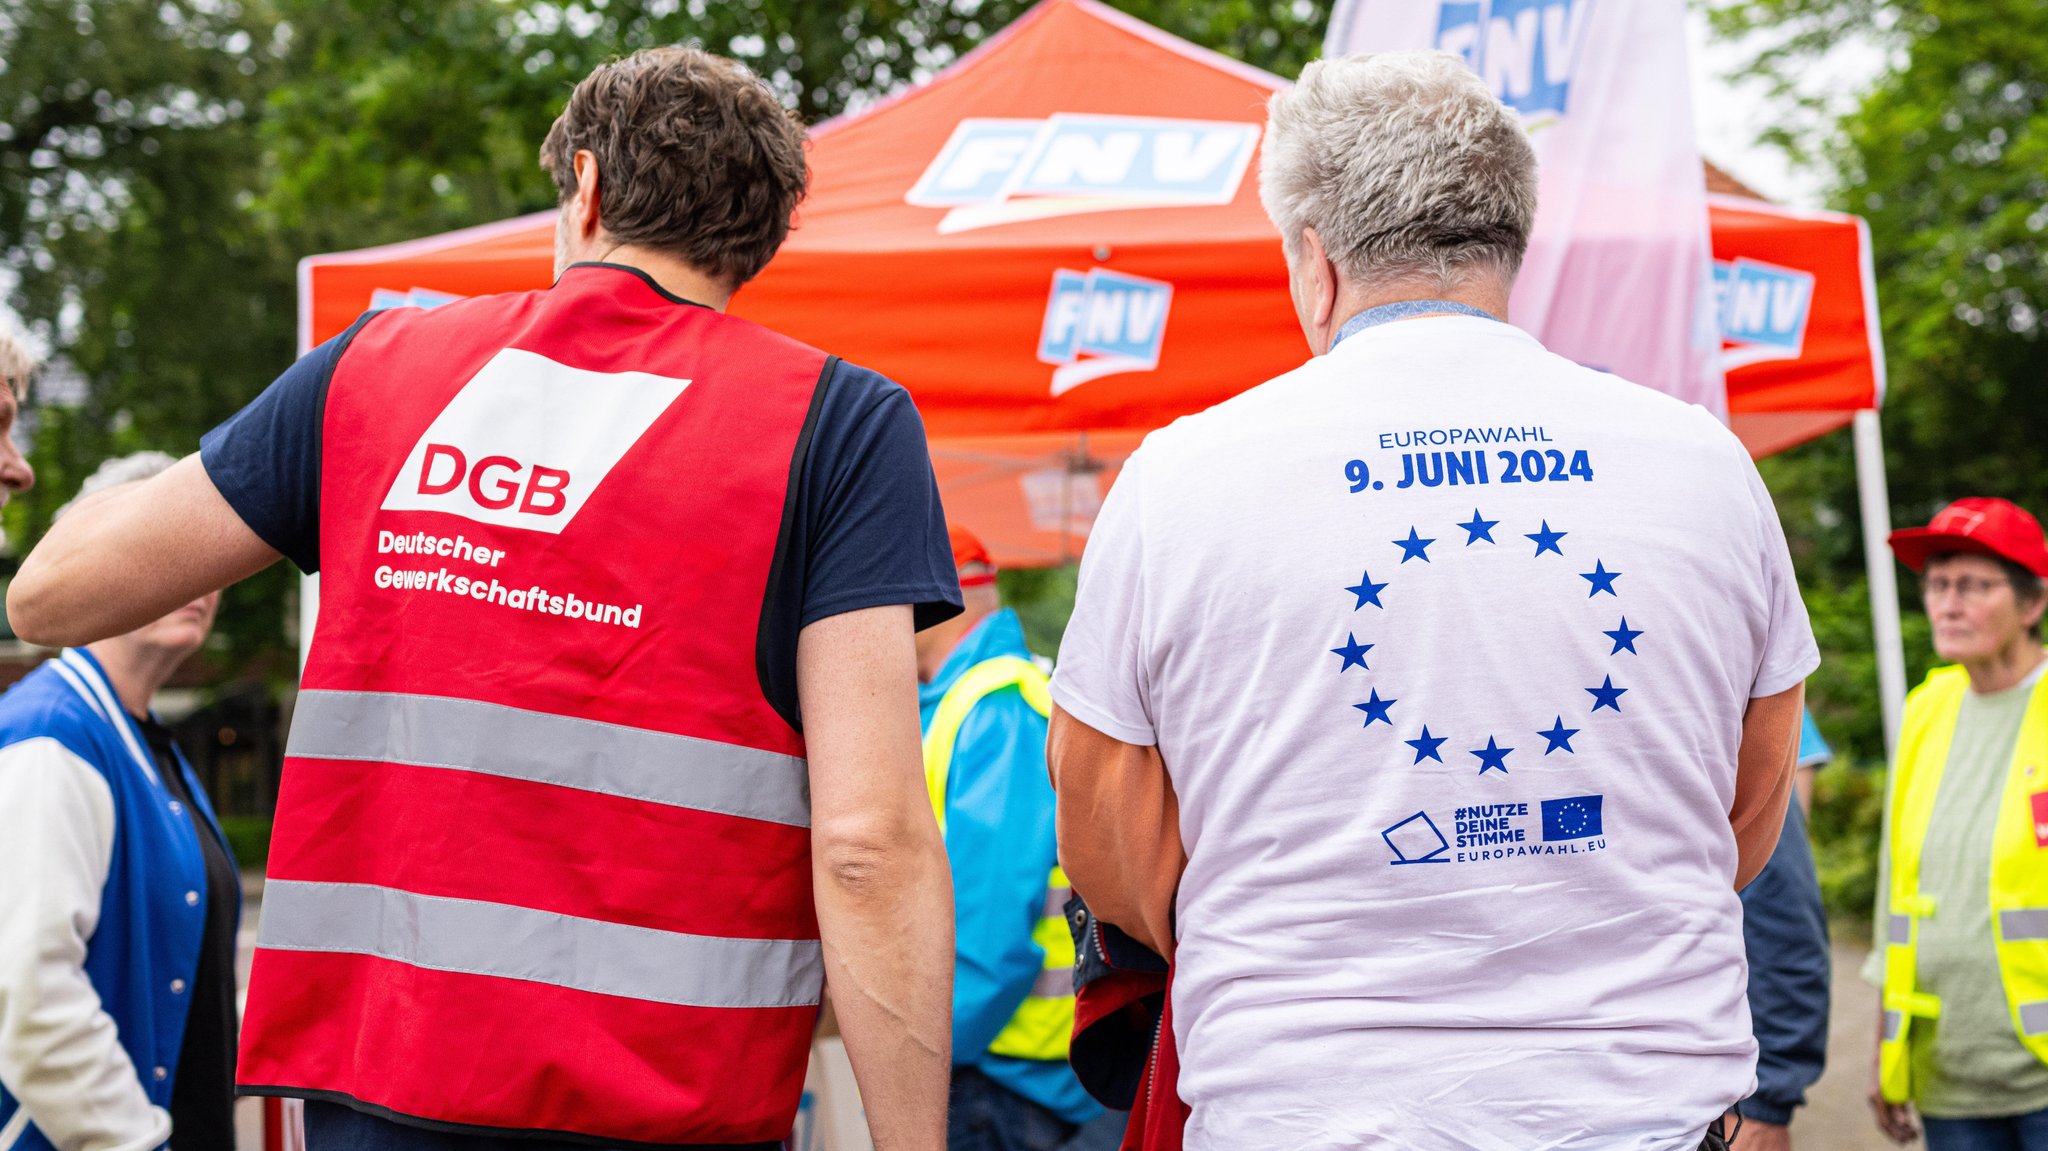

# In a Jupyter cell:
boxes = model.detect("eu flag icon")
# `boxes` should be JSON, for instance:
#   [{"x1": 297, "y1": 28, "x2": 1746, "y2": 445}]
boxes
[{"x1": 1540, "y1": 794, "x2": 1604, "y2": 842}]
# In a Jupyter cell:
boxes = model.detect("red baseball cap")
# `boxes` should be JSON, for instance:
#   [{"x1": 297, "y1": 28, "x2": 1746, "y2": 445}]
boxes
[
  {"x1": 950, "y1": 525, "x2": 998, "y2": 587},
  {"x1": 1888, "y1": 497, "x2": 2048, "y2": 577}
]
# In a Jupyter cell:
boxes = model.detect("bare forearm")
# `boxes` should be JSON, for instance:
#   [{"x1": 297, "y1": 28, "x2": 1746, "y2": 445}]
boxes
[
  {"x1": 796, "y1": 605, "x2": 952, "y2": 1151},
  {"x1": 1732, "y1": 683, "x2": 1803, "y2": 889},
  {"x1": 9, "y1": 455, "x2": 278, "y2": 645},
  {"x1": 813, "y1": 824, "x2": 953, "y2": 1151},
  {"x1": 1048, "y1": 706, "x2": 1183, "y2": 958}
]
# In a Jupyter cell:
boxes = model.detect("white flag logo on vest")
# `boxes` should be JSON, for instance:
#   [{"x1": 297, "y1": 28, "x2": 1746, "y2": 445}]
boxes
[{"x1": 380, "y1": 348, "x2": 691, "y2": 534}]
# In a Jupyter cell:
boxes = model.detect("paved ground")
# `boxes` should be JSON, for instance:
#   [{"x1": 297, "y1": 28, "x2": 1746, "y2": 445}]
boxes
[
  {"x1": 234, "y1": 879, "x2": 264, "y2": 1150},
  {"x1": 1790, "y1": 943, "x2": 1896, "y2": 1151},
  {"x1": 227, "y1": 882, "x2": 1899, "y2": 1150}
]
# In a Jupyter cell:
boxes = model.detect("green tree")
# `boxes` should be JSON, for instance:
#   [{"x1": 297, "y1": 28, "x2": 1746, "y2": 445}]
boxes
[
  {"x1": 1710, "y1": 0, "x2": 2048, "y2": 761},
  {"x1": 1, "y1": 0, "x2": 1328, "y2": 680},
  {"x1": 0, "y1": 0, "x2": 297, "y2": 666},
  {"x1": 252, "y1": 0, "x2": 1325, "y2": 259}
]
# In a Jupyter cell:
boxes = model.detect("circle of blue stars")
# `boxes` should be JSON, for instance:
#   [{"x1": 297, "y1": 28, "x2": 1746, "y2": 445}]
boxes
[{"x1": 1335, "y1": 512, "x2": 1644, "y2": 776}]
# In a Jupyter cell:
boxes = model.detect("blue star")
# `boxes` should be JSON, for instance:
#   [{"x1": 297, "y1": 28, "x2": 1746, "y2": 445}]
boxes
[
  {"x1": 1604, "y1": 617, "x2": 1644, "y2": 655},
  {"x1": 1586, "y1": 676, "x2": 1628, "y2": 713},
  {"x1": 1393, "y1": 527, "x2": 1436, "y2": 563},
  {"x1": 1354, "y1": 689, "x2": 1398, "y2": 727},
  {"x1": 1456, "y1": 508, "x2": 1499, "y2": 545},
  {"x1": 1345, "y1": 570, "x2": 1389, "y2": 610},
  {"x1": 1537, "y1": 716, "x2": 1580, "y2": 754},
  {"x1": 1580, "y1": 560, "x2": 1622, "y2": 597},
  {"x1": 1526, "y1": 520, "x2": 1568, "y2": 556},
  {"x1": 1470, "y1": 736, "x2": 1514, "y2": 775},
  {"x1": 1330, "y1": 633, "x2": 1374, "y2": 672},
  {"x1": 1405, "y1": 725, "x2": 1447, "y2": 764}
]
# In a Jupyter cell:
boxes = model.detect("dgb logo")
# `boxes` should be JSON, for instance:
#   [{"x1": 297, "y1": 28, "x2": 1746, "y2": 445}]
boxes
[
  {"x1": 381, "y1": 349, "x2": 690, "y2": 534},
  {"x1": 1713, "y1": 258, "x2": 1815, "y2": 370},
  {"x1": 907, "y1": 114, "x2": 1260, "y2": 234},
  {"x1": 1038, "y1": 268, "x2": 1173, "y2": 396},
  {"x1": 1434, "y1": 0, "x2": 1590, "y2": 123}
]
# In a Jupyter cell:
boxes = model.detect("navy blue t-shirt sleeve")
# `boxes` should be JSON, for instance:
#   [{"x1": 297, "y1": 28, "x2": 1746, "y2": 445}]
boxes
[
  {"x1": 798, "y1": 361, "x2": 962, "y2": 631},
  {"x1": 198, "y1": 318, "x2": 367, "y2": 575},
  {"x1": 756, "y1": 359, "x2": 962, "y2": 729}
]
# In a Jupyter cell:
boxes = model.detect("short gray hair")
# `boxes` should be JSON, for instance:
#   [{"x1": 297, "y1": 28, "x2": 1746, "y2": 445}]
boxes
[
  {"x1": 0, "y1": 328, "x2": 36, "y2": 398},
  {"x1": 1260, "y1": 51, "x2": 1538, "y2": 289},
  {"x1": 56, "y1": 451, "x2": 178, "y2": 519}
]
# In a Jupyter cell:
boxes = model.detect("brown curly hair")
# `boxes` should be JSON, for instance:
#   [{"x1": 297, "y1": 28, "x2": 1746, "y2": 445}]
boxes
[{"x1": 540, "y1": 47, "x2": 809, "y2": 288}]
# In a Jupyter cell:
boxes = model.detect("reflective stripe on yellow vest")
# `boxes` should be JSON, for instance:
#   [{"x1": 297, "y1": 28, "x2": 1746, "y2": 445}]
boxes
[
  {"x1": 1879, "y1": 663, "x2": 2048, "y2": 1103},
  {"x1": 922, "y1": 655, "x2": 1074, "y2": 1063}
]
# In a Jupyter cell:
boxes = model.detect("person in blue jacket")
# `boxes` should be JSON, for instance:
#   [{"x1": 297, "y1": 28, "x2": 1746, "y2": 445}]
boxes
[
  {"x1": 918, "y1": 526, "x2": 1115, "y2": 1151},
  {"x1": 1733, "y1": 710, "x2": 1836, "y2": 1149},
  {"x1": 0, "y1": 454, "x2": 240, "y2": 1151}
]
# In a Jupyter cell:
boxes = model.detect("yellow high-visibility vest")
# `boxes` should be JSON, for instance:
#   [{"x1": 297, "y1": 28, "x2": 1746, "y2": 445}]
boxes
[
  {"x1": 922, "y1": 655, "x2": 1074, "y2": 1063},
  {"x1": 1879, "y1": 663, "x2": 2048, "y2": 1103}
]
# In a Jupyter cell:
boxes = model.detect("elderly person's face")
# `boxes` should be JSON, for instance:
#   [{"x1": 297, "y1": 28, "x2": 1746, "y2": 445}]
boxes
[
  {"x1": 0, "y1": 383, "x2": 36, "y2": 506},
  {"x1": 124, "y1": 591, "x2": 222, "y2": 661},
  {"x1": 1924, "y1": 553, "x2": 2045, "y2": 665}
]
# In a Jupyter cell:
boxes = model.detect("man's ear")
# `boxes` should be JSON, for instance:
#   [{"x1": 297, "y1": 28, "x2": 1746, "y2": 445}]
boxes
[
  {"x1": 570, "y1": 150, "x2": 604, "y2": 243},
  {"x1": 1302, "y1": 226, "x2": 1339, "y2": 335}
]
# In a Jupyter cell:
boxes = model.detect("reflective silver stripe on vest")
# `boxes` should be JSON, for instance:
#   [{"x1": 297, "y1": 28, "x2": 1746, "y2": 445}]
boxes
[
  {"x1": 258, "y1": 880, "x2": 822, "y2": 1009},
  {"x1": 1889, "y1": 914, "x2": 1913, "y2": 945},
  {"x1": 2001, "y1": 909, "x2": 2048, "y2": 943},
  {"x1": 2023, "y1": 1001, "x2": 2048, "y2": 1038},
  {"x1": 1043, "y1": 885, "x2": 1073, "y2": 919},
  {"x1": 1031, "y1": 966, "x2": 1075, "y2": 999},
  {"x1": 289, "y1": 690, "x2": 809, "y2": 828},
  {"x1": 1883, "y1": 1010, "x2": 1903, "y2": 1042}
]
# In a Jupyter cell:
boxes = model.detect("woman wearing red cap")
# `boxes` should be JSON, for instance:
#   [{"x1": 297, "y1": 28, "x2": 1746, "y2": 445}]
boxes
[{"x1": 1869, "y1": 497, "x2": 2048, "y2": 1149}]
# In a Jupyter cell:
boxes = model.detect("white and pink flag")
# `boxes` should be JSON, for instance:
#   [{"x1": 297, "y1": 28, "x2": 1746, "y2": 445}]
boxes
[{"x1": 1324, "y1": 0, "x2": 1726, "y2": 417}]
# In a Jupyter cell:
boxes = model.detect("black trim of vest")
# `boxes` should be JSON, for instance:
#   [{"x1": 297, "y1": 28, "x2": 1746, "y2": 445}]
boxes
[
  {"x1": 757, "y1": 355, "x2": 837, "y2": 734},
  {"x1": 240, "y1": 1086, "x2": 782, "y2": 1150},
  {"x1": 562, "y1": 262, "x2": 712, "y2": 309},
  {"x1": 306, "y1": 310, "x2": 382, "y2": 575}
]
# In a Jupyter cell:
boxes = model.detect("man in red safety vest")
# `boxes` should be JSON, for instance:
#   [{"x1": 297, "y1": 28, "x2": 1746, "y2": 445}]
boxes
[{"x1": 10, "y1": 46, "x2": 960, "y2": 1151}]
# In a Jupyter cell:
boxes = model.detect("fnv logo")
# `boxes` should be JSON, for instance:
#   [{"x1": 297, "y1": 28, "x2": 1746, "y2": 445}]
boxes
[
  {"x1": 1038, "y1": 268, "x2": 1173, "y2": 396},
  {"x1": 1434, "y1": 0, "x2": 1590, "y2": 123},
  {"x1": 381, "y1": 348, "x2": 689, "y2": 533},
  {"x1": 1714, "y1": 257, "x2": 1815, "y2": 371},
  {"x1": 907, "y1": 114, "x2": 1260, "y2": 234}
]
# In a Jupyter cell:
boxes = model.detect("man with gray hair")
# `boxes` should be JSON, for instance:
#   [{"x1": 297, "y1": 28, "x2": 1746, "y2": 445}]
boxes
[{"x1": 1049, "y1": 52, "x2": 1814, "y2": 1149}]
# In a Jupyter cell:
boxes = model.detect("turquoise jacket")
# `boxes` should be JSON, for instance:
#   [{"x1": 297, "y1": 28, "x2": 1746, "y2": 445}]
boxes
[{"x1": 920, "y1": 609, "x2": 1099, "y2": 1124}]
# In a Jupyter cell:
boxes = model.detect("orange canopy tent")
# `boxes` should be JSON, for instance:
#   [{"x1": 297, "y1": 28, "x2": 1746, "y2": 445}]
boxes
[{"x1": 298, "y1": 0, "x2": 1883, "y2": 567}]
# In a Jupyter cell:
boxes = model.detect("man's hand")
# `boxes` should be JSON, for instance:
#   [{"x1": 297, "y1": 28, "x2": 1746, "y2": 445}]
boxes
[
  {"x1": 1731, "y1": 1116, "x2": 1792, "y2": 1151},
  {"x1": 798, "y1": 605, "x2": 952, "y2": 1151},
  {"x1": 9, "y1": 454, "x2": 277, "y2": 646},
  {"x1": 1868, "y1": 1045, "x2": 1920, "y2": 1145}
]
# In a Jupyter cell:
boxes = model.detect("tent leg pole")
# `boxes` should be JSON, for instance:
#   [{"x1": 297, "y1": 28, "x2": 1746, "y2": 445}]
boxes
[{"x1": 1854, "y1": 409, "x2": 1907, "y2": 759}]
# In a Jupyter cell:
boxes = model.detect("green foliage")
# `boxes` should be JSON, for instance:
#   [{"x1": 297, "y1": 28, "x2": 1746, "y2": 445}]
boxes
[
  {"x1": 218, "y1": 813, "x2": 273, "y2": 868},
  {"x1": 998, "y1": 563, "x2": 1079, "y2": 658},
  {"x1": 0, "y1": 0, "x2": 297, "y2": 668},
  {"x1": 1714, "y1": 0, "x2": 2048, "y2": 764},
  {"x1": 1807, "y1": 761, "x2": 1887, "y2": 936},
  {"x1": 0, "y1": 0, "x2": 1326, "y2": 686}
]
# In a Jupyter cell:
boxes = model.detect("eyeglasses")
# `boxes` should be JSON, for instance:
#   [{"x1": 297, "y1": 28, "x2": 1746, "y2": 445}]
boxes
[{"x1": 1921, "y1": 574, "x2": 2013, "y2": 602}]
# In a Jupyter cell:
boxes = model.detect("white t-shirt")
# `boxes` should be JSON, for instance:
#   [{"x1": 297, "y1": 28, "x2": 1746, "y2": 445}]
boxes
[{"x1": 1052, "y1": 315, "x2": 1819, "y2": 1151}]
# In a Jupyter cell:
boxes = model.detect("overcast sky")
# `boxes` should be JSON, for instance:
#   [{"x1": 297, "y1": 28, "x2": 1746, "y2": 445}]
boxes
[{"x1": 1686, "y1": 5, "x2": 1888, "y2": 207}]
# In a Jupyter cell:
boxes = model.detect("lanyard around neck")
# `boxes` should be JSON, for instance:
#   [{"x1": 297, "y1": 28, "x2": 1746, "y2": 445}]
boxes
[{"x1": 1332, "y1": 299, "x2": 1501, "y2": 349}]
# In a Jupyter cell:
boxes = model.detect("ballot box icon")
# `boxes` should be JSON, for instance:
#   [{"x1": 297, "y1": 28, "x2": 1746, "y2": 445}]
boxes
[{"x1": 1383, "y1": 811, "x2": 1451, "y2": 865}]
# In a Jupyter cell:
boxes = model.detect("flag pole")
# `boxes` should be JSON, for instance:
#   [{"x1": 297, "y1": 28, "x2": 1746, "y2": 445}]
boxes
[{"x1": 1854, "y1": 408, "x2": 1906, "y2": 757}]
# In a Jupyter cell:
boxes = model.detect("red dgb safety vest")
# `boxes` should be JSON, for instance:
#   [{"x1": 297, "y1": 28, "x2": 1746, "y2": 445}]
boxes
[{"x1": 238, "y1": 264, "x2": 832, "y2": 1147}]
